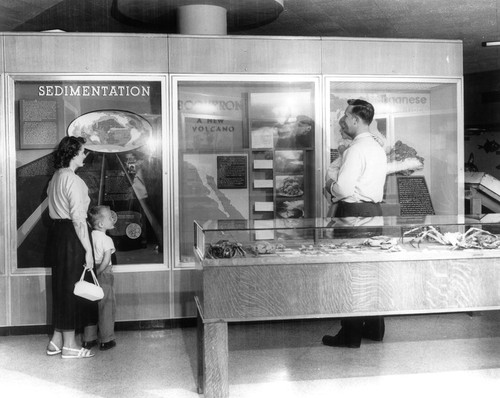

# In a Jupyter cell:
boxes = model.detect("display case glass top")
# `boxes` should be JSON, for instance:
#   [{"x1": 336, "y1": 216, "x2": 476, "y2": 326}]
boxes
[{"x1": 194, "y1": 214, "x2": 500, "y2": 264}]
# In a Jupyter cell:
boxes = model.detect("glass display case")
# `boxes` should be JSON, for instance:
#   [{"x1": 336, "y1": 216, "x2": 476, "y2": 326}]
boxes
[
  {"x1": 174, "y1": 76, "x2": 320, "y2": 266},
  {"x1": 12, "y1": 77, "x2": 165, "y2": 268},
  {"x1": 194, "y1": 214, "x2": 500, "y2": 263},
  {"x1": 176, "y1": 76, "x2": 463, "y2": 268},
  {"x1": 326, "y1": 78, "x2": 463, "y2": 218}
]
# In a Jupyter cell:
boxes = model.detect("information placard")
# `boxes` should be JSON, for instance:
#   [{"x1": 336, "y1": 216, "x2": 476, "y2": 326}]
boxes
[
  {"x1": 397, "y1": 176, "x2": 434, "y2": 216},
  {"x1": 217, "y1": 155, "x2": 247, "y2": 189},
  {"x1": 20, "y1": 99, "x2": 59, "y2": 149}
]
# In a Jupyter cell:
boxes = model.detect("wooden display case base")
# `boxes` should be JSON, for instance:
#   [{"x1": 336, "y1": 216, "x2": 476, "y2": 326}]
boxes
[{"x1": 195, "y1": 254, "x2": 500, "y2": 397}]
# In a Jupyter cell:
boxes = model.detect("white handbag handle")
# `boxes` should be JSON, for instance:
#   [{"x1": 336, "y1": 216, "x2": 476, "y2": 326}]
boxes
[{"x1": 79, "y1": 268, "x2": 101, "y2": 287}]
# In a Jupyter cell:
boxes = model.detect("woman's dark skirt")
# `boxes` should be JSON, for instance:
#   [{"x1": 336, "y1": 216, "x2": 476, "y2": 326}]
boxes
[{"x1": 47, "y1": 219, "x2": 97, "y2": 331}]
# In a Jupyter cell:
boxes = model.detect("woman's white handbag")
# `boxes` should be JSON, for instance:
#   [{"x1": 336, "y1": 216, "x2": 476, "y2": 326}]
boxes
[{"x1": 74, "y1": 268, "x2": 104, "y2": 301}]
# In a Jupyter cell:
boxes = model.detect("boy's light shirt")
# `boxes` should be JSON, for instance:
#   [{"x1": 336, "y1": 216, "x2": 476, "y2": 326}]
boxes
[{"x1": 91, "y1": 230, "x2": 116, "y2": 267}]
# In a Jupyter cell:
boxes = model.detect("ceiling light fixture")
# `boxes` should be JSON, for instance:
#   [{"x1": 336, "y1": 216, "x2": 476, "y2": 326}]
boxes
[{"x1": 482, "y1": 41, "x2": 500, "y2": 47}]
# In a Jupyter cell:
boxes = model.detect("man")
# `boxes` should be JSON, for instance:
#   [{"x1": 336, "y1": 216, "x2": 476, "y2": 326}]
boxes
[
  {"x1": 325, "y1": 115, "x2": 351, "y2": 217},
  {"x1": 323, "y1": 99, "x2": 387, "y2": 348}
]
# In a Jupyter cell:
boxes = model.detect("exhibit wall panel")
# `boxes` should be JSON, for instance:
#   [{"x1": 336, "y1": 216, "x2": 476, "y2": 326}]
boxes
[
  {"x1": 172, "y1": 269, "x2": 202, "y2": 318},
  {"x1": 0, "y1": 278, "x2": 7, "y2": 326},
  {"x1": 168, "y1": 35, "x2": 322, "y2": 74},
  {"x1": 8, "y1": 272, "x2": 171, "y2": 325},
  {"x1": 114, "y1": 272, "x2": 170, "y2": 321},
  {"x1": 321, "y1": 38, "x2": 463, "y2": 77},
  {"x1": 10, "y1": 275, "x2": 49, "y2": 325},
  {"x1": 3, "y1": 33, "x2": 169, "y2": 73}
]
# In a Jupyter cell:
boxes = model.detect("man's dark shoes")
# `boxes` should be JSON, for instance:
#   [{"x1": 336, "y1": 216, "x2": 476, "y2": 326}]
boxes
[
  {"x1": 362, "y1": 330, "x2": 384, "y2": 342},
  {"x1": 82, "y1": 340, "x2": 98, "y2": 349},
  {"x1": 100, "y1": 340, "x2": 116, "y2": 351},
  {"x1": 362, "y1": 321, "x2": 385, "y2": 342},
  {"x1": 322, "y1": 331, "x2": 360, "y2": 348}
]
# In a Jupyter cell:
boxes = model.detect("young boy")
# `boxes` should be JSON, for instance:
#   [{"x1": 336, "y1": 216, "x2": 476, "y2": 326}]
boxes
[{"x1": 88, "y1": 205, "x2": 117, "y2": 351}]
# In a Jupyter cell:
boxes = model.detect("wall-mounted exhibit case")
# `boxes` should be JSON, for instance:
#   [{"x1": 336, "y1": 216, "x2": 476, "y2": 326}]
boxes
[
  {"x1": 174, "y1": 77, "x2": 319, "y2": 265},
  {"x1": 175, "y1": 76, "x2": 462, "y2": 266},
  {"x1": 0, "y1": 33, "x2": 463, "y2": 327},
  {"x1": 327, "y1": 78, "x2": 461, "y2": 217},
  {"x1": 14, "y1": 79, "x2": 164, "y2": 269}
]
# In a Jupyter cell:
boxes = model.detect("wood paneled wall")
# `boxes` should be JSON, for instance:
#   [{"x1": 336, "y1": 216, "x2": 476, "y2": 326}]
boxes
[
  {"x1": 321, "y1": 38, "x2": 463, "y2": 76},
  {"x1": 168, "y1": 35, "x2": 322, "y2": 74},
  {"x1": 0, "y1": 33, "x2": 463, "y2": 327},
  {"x1": 114, "y1": 272, "x2": 171, "y2": 321},
  {"x1": 4, "y1": 33, "x2": 169, "y2": 73},
  {"x1": 0, "y1": 279, "x2": 7, "y2": 326}
]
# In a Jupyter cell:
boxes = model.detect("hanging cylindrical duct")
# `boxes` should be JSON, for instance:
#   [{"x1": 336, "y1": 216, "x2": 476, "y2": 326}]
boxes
[{"x1": 177, "y1": 4, "x2": 228, "y2": 35}]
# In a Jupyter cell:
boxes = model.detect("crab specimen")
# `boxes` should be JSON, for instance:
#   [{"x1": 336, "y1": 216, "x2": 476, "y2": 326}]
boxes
[
  {"x1": 401, "y1": 226, "x2": 500, "y2": 250},
  {"x1": 362, "y1": 236, "x2": 401, "y2": 251},
  {"x1": 206, "y1": 240, "x2": 246, "y2": 259},
  {"x1": 253, "y1": 241, "x2": 276, "y2": 255}
]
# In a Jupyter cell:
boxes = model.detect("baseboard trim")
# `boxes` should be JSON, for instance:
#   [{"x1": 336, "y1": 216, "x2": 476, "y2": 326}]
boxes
[{"x1": 0, "y1": 318, "x2": 197, "y2": 336}]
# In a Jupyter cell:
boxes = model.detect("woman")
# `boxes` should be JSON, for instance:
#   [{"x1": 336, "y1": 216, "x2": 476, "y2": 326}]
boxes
[{"x1": 45, "y1": 136, "x2": 97, "y2": 359}]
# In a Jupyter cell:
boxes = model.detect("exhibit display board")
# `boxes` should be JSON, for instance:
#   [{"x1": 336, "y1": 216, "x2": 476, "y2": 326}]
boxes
[
  {"x1": 327, "y1": 78, "x2": 462, "y2": 217},
  {"x1": 14, "y1": 78, "x2": 165, "y2": 268},
  {"x1": 175, "y1": 78, "x2": 319, "y2": 264}
]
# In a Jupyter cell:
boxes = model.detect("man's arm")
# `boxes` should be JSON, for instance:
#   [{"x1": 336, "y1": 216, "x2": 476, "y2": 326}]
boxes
[{"x1": 329, "y1": 147, "x2": 363, "y2": 200}]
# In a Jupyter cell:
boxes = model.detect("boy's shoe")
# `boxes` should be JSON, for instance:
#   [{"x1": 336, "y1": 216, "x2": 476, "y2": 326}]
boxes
[
  {"x1": 82, "y1": 340, "x2": 98, "y2": 349},
  {"x1": 100, "y1": 340, "x2": 116, "y2": 351}
]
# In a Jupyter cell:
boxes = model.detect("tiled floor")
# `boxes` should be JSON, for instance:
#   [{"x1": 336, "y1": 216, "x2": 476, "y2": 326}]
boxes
[{"x1": 2, "y1": 312, "x2": 500, "y2": 397}]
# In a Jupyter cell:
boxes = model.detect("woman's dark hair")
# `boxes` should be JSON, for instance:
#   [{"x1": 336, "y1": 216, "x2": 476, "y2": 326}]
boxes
[
  {"x1": 347, "y1": 99, "x2": 375, "y2": 125},
  {"x1": 53, "y1": 136, "x2": 86, "y2": 169}
]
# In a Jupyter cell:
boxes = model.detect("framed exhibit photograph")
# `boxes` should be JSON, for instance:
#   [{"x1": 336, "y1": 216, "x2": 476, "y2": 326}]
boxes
[
  {"x1": 19, "y1": 99, "x2": 60, "y2": 149},
  {"x1": 276, "y1": 198, "x2": 304, "y2": 219},
  {"x1": 275, "y1": 150, "x2": 304, "y2": 174},
  {"x1": 249, "y1": 91, "x2": 315, "y2": 149},
  {"x1": 275, "y1": 175, "x2": 304, "y2": 198}
]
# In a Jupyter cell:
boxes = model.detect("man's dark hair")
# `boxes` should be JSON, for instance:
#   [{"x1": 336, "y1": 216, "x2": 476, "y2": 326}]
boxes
[{"x1": 347, "y1": 99, "x2": 375, "y2": 125}]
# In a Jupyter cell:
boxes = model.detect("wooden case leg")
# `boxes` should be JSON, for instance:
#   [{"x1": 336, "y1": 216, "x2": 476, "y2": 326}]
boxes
[
  {"x1": 196, "y1": 307, "x2": 204, "y2": 394},
  {"x1": 201, "y1": 320, "x2": 229, "y2": 398}
]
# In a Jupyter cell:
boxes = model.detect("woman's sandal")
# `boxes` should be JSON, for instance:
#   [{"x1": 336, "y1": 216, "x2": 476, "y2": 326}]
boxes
[
  {"x1": 61, "y1": 347, "x2": 95, "y2": 359},
  {"x1": 46, "y1": 341, "x2": 62, "y2": 356}
]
